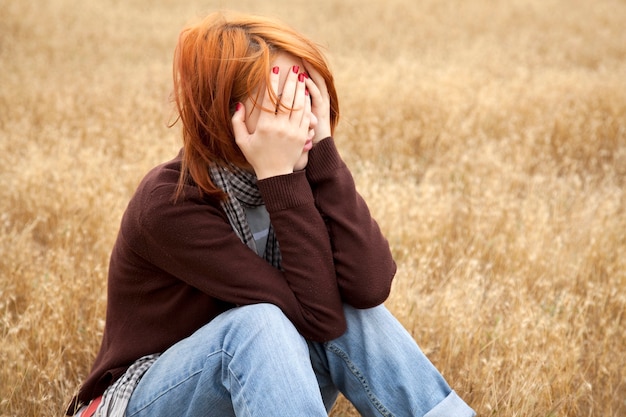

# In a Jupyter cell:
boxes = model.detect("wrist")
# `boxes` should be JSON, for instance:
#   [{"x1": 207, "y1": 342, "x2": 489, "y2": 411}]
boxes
[
  {"x1": 313, "y1": 128, "x2": 332, "y2": 144},
  {"x1": 306, "y1": 137, "x2": 344, "y2": 183},
  {"x1": 255, "y1": 167, "x2": 294, "y2": 180}
]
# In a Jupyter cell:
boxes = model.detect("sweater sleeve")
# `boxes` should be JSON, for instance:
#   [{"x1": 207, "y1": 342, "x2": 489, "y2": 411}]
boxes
[
  {"x1": 305, "y1": 137, "x2": 396, "y2": 308},
  {"x1": 126, "y1": 167, "x2": 345, "y2": 342}
]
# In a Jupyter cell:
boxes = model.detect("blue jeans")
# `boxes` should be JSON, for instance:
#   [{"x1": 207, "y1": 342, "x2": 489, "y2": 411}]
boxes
[{"x1": 125, "y1": 304, "x2": 475, "y2": 417}]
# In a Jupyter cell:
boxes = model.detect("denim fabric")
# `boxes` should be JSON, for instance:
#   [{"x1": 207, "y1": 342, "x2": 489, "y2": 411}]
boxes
[{"x1": 126, "y1": 304, "x2": 475, "y2": 417}]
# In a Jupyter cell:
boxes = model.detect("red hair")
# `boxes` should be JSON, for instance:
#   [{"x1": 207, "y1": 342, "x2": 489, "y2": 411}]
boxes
[{"x1": 171, "y1": 11, "x2": 340, "y2": 200}]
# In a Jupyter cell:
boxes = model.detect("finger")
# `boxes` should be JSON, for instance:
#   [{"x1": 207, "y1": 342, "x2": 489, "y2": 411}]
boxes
[
  {"x1": 304, "y1": 76, "x2": 323, "y2": 108},
  {"x1": 302, "y1": 61, "x2": 328, "y2": 98},
  {"x1": 302, "y1": 61, "x2": 332, "y2": 142},
  {"x1": 261, "y1": 66, "x2": 281, "y2": 113},
  {"x1": 302, "y1": 62, "x2": 329, "y2": 115},
  {"x1": 300, "y1": 87, "x2": 312, "y2": 132},
  {"x1": 278, "y1": 65, "x2": 300, "y2": 114},
  {"x1": 231, "y1": 102, "x2": 248, "y2": 144},
  {"x1": 290, "y1": 72, "x2": 308, "y2": 123}
]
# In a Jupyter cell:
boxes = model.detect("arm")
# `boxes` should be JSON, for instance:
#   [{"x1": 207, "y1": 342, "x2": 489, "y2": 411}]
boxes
[
  {"x1": 301, "y1": 61, "x2": 396, "y2": 308},
  {"x1": 306, "y1": 138, "x2": 397, "y2": 308},
  {"x1": 128, "y1": 166, "x2": 345, "y2": 342}
]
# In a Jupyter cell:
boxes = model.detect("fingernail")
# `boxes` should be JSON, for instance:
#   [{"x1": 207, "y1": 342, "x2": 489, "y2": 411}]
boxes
[
  {"x1": 272, "y1": 66, "x2": 280, "y2": 74},
  {"x1": 305, "y1": 88, "x2": 309, "y2": 96},
  {"x1": 298, "y1": 73, "x2": 305, "y2": 82},
  {"x1": 292, "y1": 65, "x2": 300, "y2": 73},
  {"x1": 303, "y1": 73, "x2": 309, "y2": 79},
  {"x1": 235, "y1": 102, "x2": 242, "y2": 111}
]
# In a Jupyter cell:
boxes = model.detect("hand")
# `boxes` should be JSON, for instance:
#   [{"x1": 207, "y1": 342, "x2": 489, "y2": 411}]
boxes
[
  {"x1": 232, "y1": 65, "x2": 313, "y2": 179},
  {"x1": 302, "y1": 61, "x2": 332, "y2": 143}
]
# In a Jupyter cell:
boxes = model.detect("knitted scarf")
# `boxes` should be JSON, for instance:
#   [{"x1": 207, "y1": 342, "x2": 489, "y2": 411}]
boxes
[{"x1": 209, "y1": 163, "x2": 282, "y2": 270}]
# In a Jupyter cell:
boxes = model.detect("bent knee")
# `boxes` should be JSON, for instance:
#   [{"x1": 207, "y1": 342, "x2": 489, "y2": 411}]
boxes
[
  {"x1": 342, "y1": 303, "x2": 389, "y2": 324},
  {"x1": 224, "y1": 303, "x2": 302, "y2": 341},
  {"x1": 228, "y1": 303, "x2": 287, "y2": 323}
]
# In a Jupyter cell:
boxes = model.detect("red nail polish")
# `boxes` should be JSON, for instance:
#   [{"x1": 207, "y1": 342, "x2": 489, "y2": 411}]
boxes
[
  {"x1": 235, "y1": 102, "x2": 242, "y2": 111},
  {"x1": 303, "y1": 73, "x2": 309, "y2": 79},
  {"x1": 292, "y1": 65, "x2": 300, "y2": 73},
  {"x1": 272, "y1": 66, "x2": 279, "y2": 74},
  {"x1": 298, "y1": 73, "x2": 305, "y2": 82},
  {"x1": 305, "y1": 88, "x2": 309, "y2": 96}
]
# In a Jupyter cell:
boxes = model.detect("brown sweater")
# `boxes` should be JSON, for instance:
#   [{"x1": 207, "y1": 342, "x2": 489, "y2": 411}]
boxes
[{"x1": 68, "y1": 137, "x2": 396, "y2": 412}]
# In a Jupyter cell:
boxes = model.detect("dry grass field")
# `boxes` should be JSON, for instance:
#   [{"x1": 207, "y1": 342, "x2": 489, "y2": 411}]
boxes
[{"x1": 1, "y1": 0, "x2": 625, "y2": 415}]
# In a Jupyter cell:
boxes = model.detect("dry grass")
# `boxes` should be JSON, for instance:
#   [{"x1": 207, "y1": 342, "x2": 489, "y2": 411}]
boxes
[{"x1": 1, "y1": 0, "x2": 625, "y2": 416}]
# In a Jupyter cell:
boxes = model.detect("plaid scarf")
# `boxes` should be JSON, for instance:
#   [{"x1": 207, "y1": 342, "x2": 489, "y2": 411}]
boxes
[
  {"x1": 93, "y1": 354, "x2": 159, "y2": 417},
  {"x1": 210, "y1": 163, "x2": 282, "y2": 270}
]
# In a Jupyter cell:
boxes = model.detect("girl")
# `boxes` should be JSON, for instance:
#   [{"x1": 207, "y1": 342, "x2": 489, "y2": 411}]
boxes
[{"x1": 67, "y1": 11, "x2": 475, "y2": 417}]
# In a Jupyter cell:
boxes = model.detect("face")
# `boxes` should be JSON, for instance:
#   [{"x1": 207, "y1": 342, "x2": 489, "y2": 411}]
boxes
[{"x1": 243, "y1": 52, "x2": 318, "y2": 171}]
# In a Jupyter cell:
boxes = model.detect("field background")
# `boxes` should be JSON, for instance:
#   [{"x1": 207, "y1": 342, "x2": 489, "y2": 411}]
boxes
[{"x1": 1, "y1": 0, "x2": 625, "y2": 415}]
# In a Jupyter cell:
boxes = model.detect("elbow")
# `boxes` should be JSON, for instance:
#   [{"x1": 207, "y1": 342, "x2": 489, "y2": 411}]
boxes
[
  {"x1": 299, "y1": 314, "x2": 347, "y2": 342},
  {"x1": 344, "y1": 284, "x2": 392, "y2": 310},
  {"x1": 291, "y1": 299, "x2": 348, "y2": 342},
  {"x1": 340, "y1": 260, "x2": 397, "y2": 309}
]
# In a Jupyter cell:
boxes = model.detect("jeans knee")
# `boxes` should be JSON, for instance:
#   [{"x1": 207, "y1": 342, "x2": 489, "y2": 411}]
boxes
[
  {"x1": 224, "y1": 303, "x2": 304, "y2": 346},
  {"x1": 336, "y1": 304, "x2": 413, "y2": 351},
  {"x1": 342, "y1": 303, "x2": 388, "y2": 327},
  {"x1": 229, "y1": 303, "x2": 287, "y2": 326}
]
